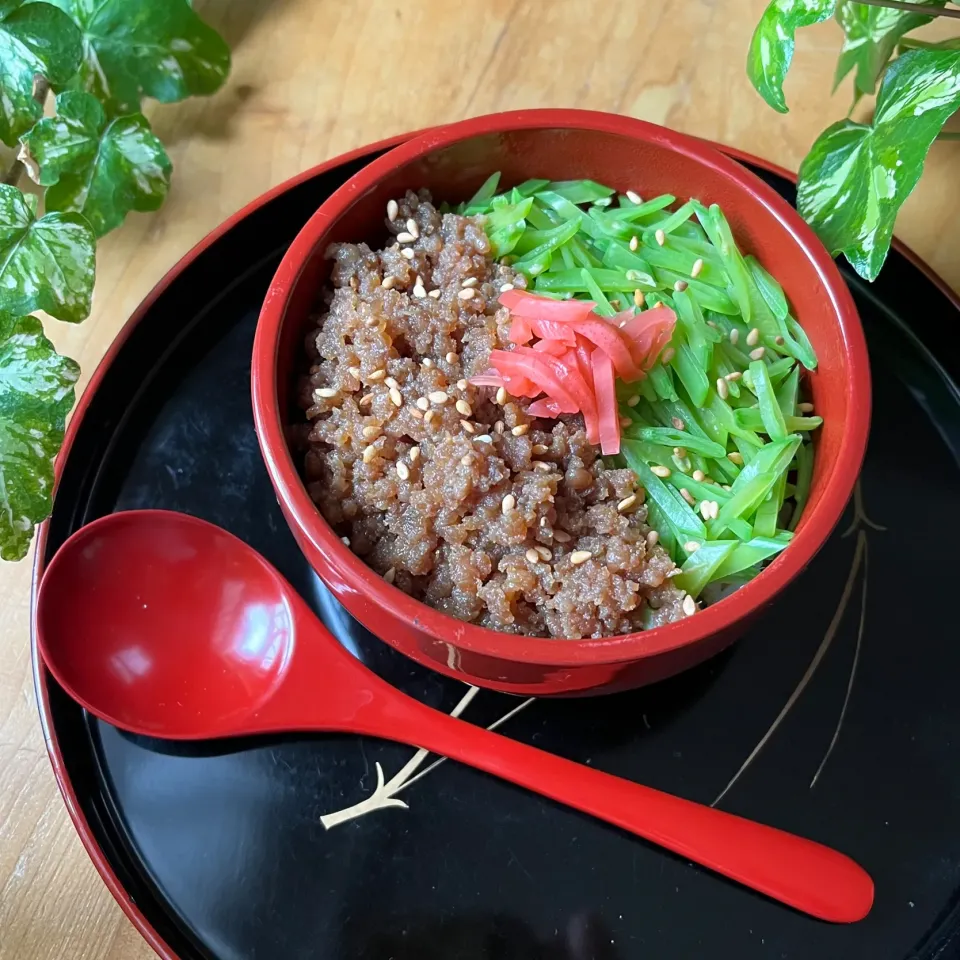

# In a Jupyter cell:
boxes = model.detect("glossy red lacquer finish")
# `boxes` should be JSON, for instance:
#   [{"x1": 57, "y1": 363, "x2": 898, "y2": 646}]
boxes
[
  {"x1": 36, "y1": 509, "x2": 874, "y2": 923},
  {"x1": 252, "y1": 109, "x2": 872, "y2": 697}
]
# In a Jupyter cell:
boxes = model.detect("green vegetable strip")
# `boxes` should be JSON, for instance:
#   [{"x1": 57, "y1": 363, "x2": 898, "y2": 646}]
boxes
[
  {"x1": 728, "y1": 435, "x2": 802, "y2": 499},
  {"x1": 601, "y1": 241, "x2": 655, "y2": 279},
  {"x1": 646, "y1": 499, "x2": 680, "y2": 564},
  {"x1": 668, "y1": 335, "x2": 710, "y2": 409},
  {"x1": 694, "y1": 202, "x2": 752, "y2": 324},
  {"x1": 649, "y1": 364, "x2": 679, "y2": 401},
  {"x1": 485, "y1": 198, "x2": 534, "y2": 230},
  {"x1": 642, "y1": 200, "x2": 695, "y2": 238},
  {"x1": 674, "y1": 541, "x2": 739, "y2": 598},
  {"x1": 753, "y1": 470, "x2": 786, "y2": 538},
  {"x1": 764, "y1": 356, "x2": 798, "y2": 387},
  {"x1": 541, "y1": 180, "x2": 615, "y2": 204},
  {"x1": 749, "y1": 360, "x2": 788, "y2": 441},
  {"x1": 665, "y1": 472, "x2": 732, "y2": 503},
  {"x1": 775, "y1": 364, "x2": 800, "y2": 420},
  {"x1": 513, "y1": 178, "x2": 551, "y2": 197},
  {"x1": 463, "y1": 172, "x2": 501, "y2": 212},
  {"x1": 654, "y1": 269, "x2": 739, "y2": 314},
  {"x1": 536, "y1": 268, "x2": 635, "y2": 293},
  {"x1": 604, "y1": 194, "x2": 675, "y2": 222},
  {"x1": 734, "y1": 409, "x2": 823, "y2": 433},
  {"x1": 579, "y1": 268, "x2": 616, "y2": 316},
  {"x1": 674, "y1": 288, "x2": 713, "y2": 372},
  {"x1": 745, "y1": 255, "x2": 788, "y2": 321},
  {"x1": 785, "y1": 316, "x2": 818, "y2": 371},
  {"x1": 626, "y1": 427, "x2": 726, "y2": 458},
  {"x1": 512, "y1": 219, "x2": 580, "y2": 269},
  {"x1": 622, "y1": 445, "x2": 706, "y2": 540},
  {"x1": 788, "y1": 441, "x2": 814, "y2": 532},
  {"x1": 709, "y1": 472, "x2": 776, "y2": 537},
  {"x1": 712, "y1": 537, "x2": 789, "y2": 580}
]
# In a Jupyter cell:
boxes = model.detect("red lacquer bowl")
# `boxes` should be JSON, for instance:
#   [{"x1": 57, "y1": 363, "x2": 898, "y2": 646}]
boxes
[{"x1": 252, "y1": 109, "x2": 871, "y2": 696}]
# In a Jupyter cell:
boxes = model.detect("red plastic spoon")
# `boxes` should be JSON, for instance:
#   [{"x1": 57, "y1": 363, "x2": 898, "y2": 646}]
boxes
[{"x1": 36, "y1": 509, "x2": 874, "y2": 923}]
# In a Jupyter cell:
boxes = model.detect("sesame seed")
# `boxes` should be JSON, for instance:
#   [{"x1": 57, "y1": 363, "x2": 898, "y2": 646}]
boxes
[
  {"x1": 461, "y1": 420, "x2": 475, "y2": 433},
  {"x1": 456, "y1": 379, "x2": 468, "y2": 391},
  {"x1": 749, "y1": 346, "x2": 766, "y2": 361},
  {"x1": 532, "y1": 443, "x2": 549, "y2": 454},
  {"x1": 358, "y1": 393, "x2": 374, "y2": 407},
  {"x1": 727, "y1": 451, "x2": 744, "y2": 465},
  {"x1": 341, "y1": 536, "x2": 351, "y2": 547},
  {"x1": 627, "y1": 395, "x2": 640, "y2": 407},
  {"x1": 456, "y1": 399, "x2": 472, "y2": 416},
  {"x1": 400, "y1": 247, "x2": 415, "y2": 260},
  {"x1": 725, "y1": 371, "x2": 742, "y2": 381},
  {"x1": 387, "y1": 200, "x2": 399, "y2": 222},
  {"x1": 673, "y1": 447, "x2": 687, "y2": 458},
  {"x1": 385, "y1": 376, "x2": 399, "y2": 389},
  {"x1": 422, "y1": 358, "x2": 434, "y2": 369},
  {"x1": 396, "y1": 231, "x2": 416, "y2": 244},
  {"x1": 633, "y1": 289, "x2": 645, "y2": 308},
  {"x1": 629, "y1": 235, "x2": 639, "y2": 251},
  {"x1": 425, "y1": 409, "x2": 437, "y2": 425},
  {"x1": 729, "y1": 328, "x2": 740, "y2": 345},
  {"x1": 707, "y1": 320, "x2": 718, "y2": 329},
  {"x1": 671, "y1": 417, "x2": 685, "y2": 430},
  {"x1": 535, "y1": 461, "x2": 552, "y2": 472},
  {"x1": 384, "y1": 566, "x2": 396, "y2": 584},
  {"x1": 389, "y1": 387, "x2": 403, "y2": 407},
  {"x1": 511, "y1": 424, "x2": 529, "y2": 437},
  {"x1": 406, "y1": 218, "x2": 419, "y2": 238},
  {"x1": 475, "y1": 434, "x2": 493, "y2": 443},
  {"x1": 526, "y1": 548, "x2": 540, "y2": 563},
  {"x1": 692, "y1": 469, "x2": 705, "y2": 482},
  {"x1": 445, "y1": 351, "x2": 458, "y2": 364},
  {"x1": 680, "y1": 488, "x2": 696, "y2": 506},
  {"x1": 410, "y1": 447, "x2": 420, "y2": 462},
  {"x1": 536, "y1": 545, "x2": 552, "y2": 561},
  {"x1": 553, "y1": 530, "x2": 572, "y2": 543},
  {"x1": 651, "y1": 465, "x2": 671, "y2": 478},
  {"x1": 666, "y1": 568, "x2": 682, "y2": 577},
  {"x1": 683, "y1": 540, "x2": 700, "y2": 553},
  {"x1": 348, "y1": 366, "x2": 361, "y2": 378},
  {"x1": 617, "y1": 494, "x2": 637, "y2": 513},
  {"x1": 368, "y1": 369, "x2": 386, "y2": 381},
  {"x1": 716, "y1": 377, "x2": 729, "y2": 400},
  {"x1": 570, "y1": 550, "x2": 593, "y2": 565},
  {"x1": 316, "y1": 387, "x2": 337, "y2": 398},
  {"x1": 502, "y1": 494, "x2": 516, "y2": 514},
  {"x1": 416, "y1": 397, "x2": 429, "y2": 411},
  {"x1": 797, "y1": 402, "x2": 815, "y2": 413},
  {"x1": 362, "y1": 425, "x2": 379, "y2": 440},
  {"x1": 646, "y1": 530, "x2": 659, "y2": 547},
  {"x1": 362, "y1": 445, "x2": 377, "y2": 463},
  {"x1": 626, "y1": 190, "x2": 643, "y2": 205},
  {"x1": 682, "y1": 594, "x2": 697, "y2": 616},
  {"x1": 499, "y1": 283, "x2": 514, "y2": 293},
  {"x1": 709, "y1": 500, "x2": 720, "y2": 520},
  {"x1": 620, "y1": 416, "x2": 631, "y2": 428},
  {"x1": 494, "y1": 420, "x2": 505, "y2": 434},
  {"x1": 722, "y1": 484, "x2": 732, "y2": 491},
  {"x1": 396, "y1": 462, "x2": 410, "y2": 480},
  {"x1": 461, "y1": 277, "x2": 479, "y2": 288},
  {"x1": 655, "y1": 229, "x2": 666, "y2": 246},
  {"x1": 661, "y1": 347, "x2": 675, "y2": 364},
  {"x1": 674, "y1": 280, "x2": 688, "y2": 292},
  {"x1": 745, "y1": 328, "x2": 760, "y2": 347},
  {"x1": 428, "y1": 391, "x2": 449, "y2": 405},
  {"x1": 691, "y1": 258, "x2": 704, "y2": 278},
  {"x1": 495, "y1": 386, "x2": 507, "y2": 404},
  {"x1": 457, "y1": 288, "x2": 476, "y2": 301},
  {"x1": 428, "y1": 290, "x2": 441, "y2": 299},
  {"x1": 413, "y1": 284, "x2": 426, "y2": 298}
]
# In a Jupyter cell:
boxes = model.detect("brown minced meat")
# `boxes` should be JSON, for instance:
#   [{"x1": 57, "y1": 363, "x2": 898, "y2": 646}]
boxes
[{"x1": 293, "y1": 190, "x2": 689, "y2": 639}]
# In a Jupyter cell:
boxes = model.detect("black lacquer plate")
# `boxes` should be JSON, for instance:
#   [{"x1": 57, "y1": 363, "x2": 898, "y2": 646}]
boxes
[{"x1": 34, "y1": 146, "x2": 960, "y2": 960}]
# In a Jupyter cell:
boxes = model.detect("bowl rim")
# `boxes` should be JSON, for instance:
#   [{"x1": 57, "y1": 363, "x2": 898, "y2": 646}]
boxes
[{"x1": 252, "y1": 107, "x2": 872, "y2": 668}]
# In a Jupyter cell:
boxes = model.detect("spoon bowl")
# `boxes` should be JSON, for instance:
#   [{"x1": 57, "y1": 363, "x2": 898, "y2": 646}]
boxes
[{"x1": 36, "y1": 509, "x2": 875, "y2": 923}]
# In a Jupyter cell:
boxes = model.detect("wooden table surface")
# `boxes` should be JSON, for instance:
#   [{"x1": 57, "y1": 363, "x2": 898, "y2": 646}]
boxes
[{"x1": 1, "y1": 1, "x2": 957, "y2": 957}]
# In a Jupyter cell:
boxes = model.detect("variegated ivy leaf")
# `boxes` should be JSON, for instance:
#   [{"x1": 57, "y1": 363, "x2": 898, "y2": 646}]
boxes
[
  {"x1": 48, "y1": 0, "x2": 230, "y2": 115},
  {"x1": 22, "y1": 92, "x2": 171, "y2": 237},
  {"x1": 0, "y1": 0, "x2": 81, "y2": 146},
  {"x1": 799, "y1": 48, "x2": 960, "y2": 281},
  {"x1": 747, "y1": 0, "x2": 837, "y2": 113},
  {"x1": 0, "y1": 184, "x2": 95, "y2": 323},
  {"x1": 0, "y1": 314, "x2": 78, "y2": 560},
  {"x1": 833, "y1": 0, "x2": 946, "y2": 101}
]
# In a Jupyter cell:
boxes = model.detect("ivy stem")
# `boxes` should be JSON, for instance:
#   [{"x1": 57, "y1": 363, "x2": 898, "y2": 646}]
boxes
[
  {"x1": 2, "y1": 76, "x2": 49, "y2": 186},
  {"x1": 853, "y1": 0, "x2": 960, "y2": 18},
  {"x1": 938, "y1": 131, "x2": 960, "y2": 139}
]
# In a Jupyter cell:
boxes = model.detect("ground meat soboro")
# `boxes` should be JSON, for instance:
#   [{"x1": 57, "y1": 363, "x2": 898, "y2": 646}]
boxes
[{"x1": 294, "y1": 190, "x2": 688, "y2": 639}]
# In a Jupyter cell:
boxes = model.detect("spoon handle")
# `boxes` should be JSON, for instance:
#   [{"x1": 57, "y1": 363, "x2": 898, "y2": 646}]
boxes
[{"x1": 354, "y1": 693, "x2": 873, "y2": 923}]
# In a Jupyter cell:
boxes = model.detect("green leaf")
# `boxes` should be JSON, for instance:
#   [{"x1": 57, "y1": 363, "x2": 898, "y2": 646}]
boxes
[
  {"x1": 0, "y1": 314, "x2": 78, "y2": 560},
  {"x1": 49, "y1": 0, "x2": 230, "y2": 114},
  {"x1": 798, "y1": 48, "x2": 960, "y2": 280},
  {"x1": 834, "y1": 0, "x2": 945, "y2": 99},
  {"x1": 0, "y1": 184, "x2": 95, "y2": 323},
  {"x1": 25, "y1": 92, "x2": 172, "y2": 236},
  {"x1": 747, "y1": 0, "x2": 837, "y2": 113},
  {"x1": 0, "y1": 1, "x2": 81, "y2": 146}
]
